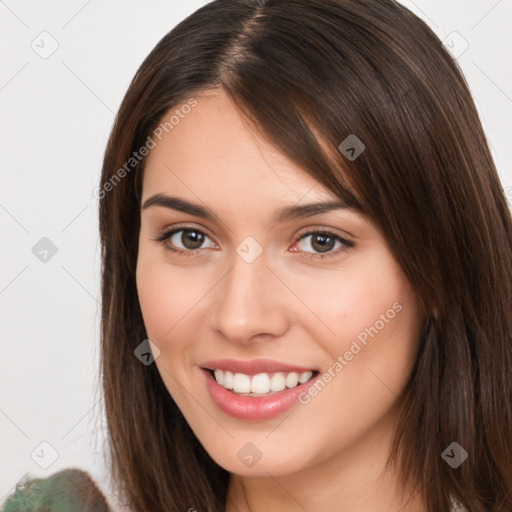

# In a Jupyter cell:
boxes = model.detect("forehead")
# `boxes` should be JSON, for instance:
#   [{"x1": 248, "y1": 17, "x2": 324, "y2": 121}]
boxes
[{"x1": 141, "y1": 89, "x2": 342, "y2": 206}]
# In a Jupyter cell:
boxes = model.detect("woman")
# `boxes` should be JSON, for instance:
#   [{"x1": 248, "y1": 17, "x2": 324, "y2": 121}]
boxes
[{"x1": 5, "y1": 0, "x2": 511, "y2": 511}]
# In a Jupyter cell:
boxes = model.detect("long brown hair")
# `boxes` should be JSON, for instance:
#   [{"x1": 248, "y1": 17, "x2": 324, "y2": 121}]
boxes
[{"x1": 98, "y1": 1, "x2": 512, "y2": 510}]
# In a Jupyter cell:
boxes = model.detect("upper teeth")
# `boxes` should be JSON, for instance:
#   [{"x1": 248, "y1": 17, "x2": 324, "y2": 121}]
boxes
[{"x1": 213, "y1": 369, "x2": 314, "y2": 395}]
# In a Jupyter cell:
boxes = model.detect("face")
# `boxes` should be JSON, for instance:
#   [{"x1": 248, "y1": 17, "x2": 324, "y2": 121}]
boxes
[{"x1": 136, "y1": 88, "x2": 421, "y2": 478}]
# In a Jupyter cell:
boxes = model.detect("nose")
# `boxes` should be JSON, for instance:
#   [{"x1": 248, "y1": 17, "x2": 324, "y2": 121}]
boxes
[{"x1": 210, "y1": 250, "x2": 290, "y2": 345}]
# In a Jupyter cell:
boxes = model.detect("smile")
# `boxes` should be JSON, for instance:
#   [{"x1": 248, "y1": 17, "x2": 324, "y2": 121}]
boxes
[
  {"x1": 200, "y1": 358, "x2": 320, "y2": 419},
  {"x1": 212, "y1": 369, "x2": 315, "y2": 396}
]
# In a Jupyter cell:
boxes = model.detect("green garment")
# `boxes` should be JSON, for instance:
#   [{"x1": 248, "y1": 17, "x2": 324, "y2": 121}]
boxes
[{"x1": 1, "y1": 468, "x2": 111, "y2": 512}]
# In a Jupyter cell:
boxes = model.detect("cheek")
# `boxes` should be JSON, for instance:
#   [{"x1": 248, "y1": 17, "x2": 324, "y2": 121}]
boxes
[
  {"x1": 286, "y1": 249, "x2": 420, "y2": 410},
  {"x1": 135, "y1": 254, "x2": 209, "y2": 343},
  {"x1": 135, "y1": 256, "x2": 208, "y2": 404},
  {"x1": 287, "y1": 253, "x2": 413, "y2": 349},
  {"x1": 136, "y1": 262, "x2": 174, "y2": 340}
]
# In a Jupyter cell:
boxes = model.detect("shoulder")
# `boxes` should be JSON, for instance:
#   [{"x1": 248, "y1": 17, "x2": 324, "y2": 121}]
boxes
[{"x1": 1, "y1": 468, "x2": 112, "y2": 512}]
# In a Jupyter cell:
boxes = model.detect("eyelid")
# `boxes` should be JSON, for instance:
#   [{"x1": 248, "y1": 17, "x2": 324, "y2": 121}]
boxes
[
  {"x1": 153, "y1": 222, "x2": 217, "y2": 243},
  {"x1": 152, "y1": 224, "x2": 219, "y2": 259},
  {"x1": 294, "y1": 224, "x2": 354, "y2": 241},
  {"x1": 290, "y1": 227, "x2": 355, "y2": 259},
  {"x1": 293, "y1": 225, "x2": 355, "y2": 248}
]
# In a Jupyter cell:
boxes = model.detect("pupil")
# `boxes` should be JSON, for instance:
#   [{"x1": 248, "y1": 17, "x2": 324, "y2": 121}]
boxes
[
  {"x1": 182, "y1": 230, "x2": 204, "y2": 249},
  {"x1": 312, "y1": 234, "x2": 334, "y2": 253}
]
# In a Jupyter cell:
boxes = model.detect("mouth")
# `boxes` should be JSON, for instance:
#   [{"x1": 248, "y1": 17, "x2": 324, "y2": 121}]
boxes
[
  {"x1": 199, "y1": 359, "x2": 320, "y2": 420},
  {"x1": 207, "y1": 368, "x2": 318, "y2": 397}
]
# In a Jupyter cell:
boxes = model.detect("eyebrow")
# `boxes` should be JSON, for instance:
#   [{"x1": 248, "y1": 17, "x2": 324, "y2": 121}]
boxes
[{"x1": 141, "y1": 193, "x2": 351, "y2": 223}]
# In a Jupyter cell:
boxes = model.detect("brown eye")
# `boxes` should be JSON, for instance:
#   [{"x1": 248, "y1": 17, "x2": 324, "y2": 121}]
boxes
[
  {"x1": 310, "y1": 233, "x2": 336, "y2": 253},
  {"x1": 154, "y1": 228, "x2": 217, "y2": 253},
  {"x1": 292, "y1": 230, "x2": 355, "y2": 259},
  {"x1": 179, "y1": 230, "x2": 205, "y2": 249}
]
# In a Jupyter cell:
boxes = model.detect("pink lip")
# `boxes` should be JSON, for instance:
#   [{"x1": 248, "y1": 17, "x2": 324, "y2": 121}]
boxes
[
  {"x1": 200, "y1": 358, "x2": 316, "y2": 375},
  {"x1": 201, "y1": 368, "x2": 319, "y2": 420}
]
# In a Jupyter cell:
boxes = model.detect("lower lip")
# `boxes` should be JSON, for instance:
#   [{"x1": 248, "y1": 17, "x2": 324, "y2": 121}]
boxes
[{"x1": 201, "y1": 368, "x2": 318, "y2": 420}]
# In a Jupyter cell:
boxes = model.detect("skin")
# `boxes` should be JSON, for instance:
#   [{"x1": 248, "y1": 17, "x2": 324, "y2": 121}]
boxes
[{"x1": 136, "y1": 88, "x2": 425, "y2": 512}]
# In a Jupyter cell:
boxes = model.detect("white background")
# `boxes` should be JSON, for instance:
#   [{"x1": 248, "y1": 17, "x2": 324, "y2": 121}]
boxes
[{"x1": 1, "y1": 0, "x2": 511, "y2": 509}]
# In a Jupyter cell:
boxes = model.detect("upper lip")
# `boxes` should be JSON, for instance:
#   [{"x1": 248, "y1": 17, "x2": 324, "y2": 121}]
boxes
[{"x1": 200, "y1": 358, "x2": 316, "y2": 375}]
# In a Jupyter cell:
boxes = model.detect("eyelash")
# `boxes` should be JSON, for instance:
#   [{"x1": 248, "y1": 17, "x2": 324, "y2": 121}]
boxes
[{"x1": 152, "y1": 226, "x2": 355, "y2": 260}]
